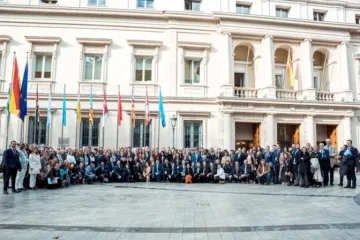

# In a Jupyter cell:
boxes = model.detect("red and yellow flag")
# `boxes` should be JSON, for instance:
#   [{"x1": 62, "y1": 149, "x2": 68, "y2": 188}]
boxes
[
  {"x1": 145, "y1": 86, "x2": 150, "y2": 125},
  {"x1": 131, "y1": 87, "x2": 136, "y2": 128},
  {"x1": 117, "y1": 88, "x2": 123, "y2": 126},
  {"x1": 286, "y1": 50, "x2": 294, "y2": 88},
  {"x1": 9, "y1": 56, "x2": 21, "y2": 116}
]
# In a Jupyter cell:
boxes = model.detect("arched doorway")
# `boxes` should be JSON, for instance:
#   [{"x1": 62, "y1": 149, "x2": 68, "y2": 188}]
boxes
[
  {"x1": 274, "y1": 46, "x2": 293, "y2": 90},
  {"x1": 233, "y1": 43, "x2": 255, "y2": 89},
  {"x1": 313, "y1": 49, "x2": 330, "y2": 92}
]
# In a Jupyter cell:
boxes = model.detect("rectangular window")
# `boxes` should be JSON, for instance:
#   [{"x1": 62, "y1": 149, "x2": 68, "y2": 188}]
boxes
[
  {"x1": 84, "y1": 55, "x2": 103, "y2": 81},
  {"x1": 34, "y1": 54, "x2": 52, "y2": 79},
  {"x1": 184, "y1": 121, "x2": 203, "y2": 148},
  {"x1": 275, "y1": 74, "x2": 284, "y2": 89},
  {"x1": 313, "y1": 12, "x2": 325, "y2": 21},
  {"x1": 28, "y1": 116, "x2": 48, "y2": 145},
  {"x1": 88, "y1": 0, "x2": 106, "y2": 6},
  {"x1": 185, "y1": 0, "x2": 201, "y2": 11},
  {"x1": 184, "y1": 59, "x2": 201, "y2": 84},
  {"x1": 135, "y1": 57, "x2": 152, "y2": 82},
  {"x1": 236, "y1": 4, "x2": 250, "y2": 14},
  {"x1": 132, "y1": 119, "x2": 152, "y2": 148},
  {"x1": 356, "y1": 15, "x2": 360, "y2": 24},
  {"x1": 276, "y1": 8, "x2": 288, "y2": 18},
  {"x1": 137, "y1": 0, "x2": 154, "y2": 8},
  {"x1": 80, "y1": 118, "x2": 100, "y2": 147}
]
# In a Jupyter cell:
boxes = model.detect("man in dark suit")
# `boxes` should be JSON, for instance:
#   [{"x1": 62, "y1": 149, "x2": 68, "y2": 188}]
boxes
[
  {"x1": 162, "y1": 159, "x2": 171, "y2": 181},
  {"x1": 199, "y1": 161, "x2": 209, "y2": 183},
  {"x1": 168, "y1": 162, "x2": 177, "y2": 182},
  {"x1": 291, "y1": 144, "x2": 301, "y2": 186},
  {"x1": 319, "y1": 143, "x2": 330, "y2": 187},
  {"x1": 236, "y1": 148, "x2": 247, "y2": 166},
  {"x1": 344, "y1": 140, "x2": 358, "y2": 189},
  {"x1": 239, "y1": 160, "x2": 253, "y2": 183},
  {"x1": 272, "y1": 144, "x2": 282, "y2": 184},
  {"x1": 154, "y1": 160, "x2": 162, "y2": 182},
  {"x1": 2, "y1": 141, "x2": 21, "y2": 194},
  {"x1": 191, "y1": 149, "x2": 202, "y2": 165}
]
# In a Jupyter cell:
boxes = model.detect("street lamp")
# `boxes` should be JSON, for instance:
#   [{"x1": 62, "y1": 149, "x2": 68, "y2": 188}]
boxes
[{"x1": 170, "y1": 114, "x2": 178, "y2": 148}]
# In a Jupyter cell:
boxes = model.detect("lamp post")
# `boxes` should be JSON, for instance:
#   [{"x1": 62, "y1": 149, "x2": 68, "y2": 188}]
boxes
[{"x1": 170, "y1": 114, "x2": 177, "y2": 148}]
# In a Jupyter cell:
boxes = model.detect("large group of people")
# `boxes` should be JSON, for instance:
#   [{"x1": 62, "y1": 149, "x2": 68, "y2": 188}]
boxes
[{"x1": 1, "y1": 138, "x2": 359, "y2": 194}]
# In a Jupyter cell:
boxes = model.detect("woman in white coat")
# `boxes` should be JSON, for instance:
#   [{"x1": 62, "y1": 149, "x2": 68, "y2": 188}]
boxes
[
  {"x1": 29, "y1": 146, "x2": 41, "y2": 190},
  {"x1": 215, "y1": 164, "x2": 226, "y2": 184}
]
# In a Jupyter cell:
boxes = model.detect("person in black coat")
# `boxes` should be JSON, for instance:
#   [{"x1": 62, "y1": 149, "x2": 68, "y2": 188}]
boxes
[
  {"x1": 291, "y1": 144, "x2": 301, "y2": 186},
  {"x1": 199, "y1": 161, "x2": 209, "y2": 183},
  {"x1": 319, "y1": 143, "x2": 330, "y2": 187},
  {"x1": 162, "y1": 159, "x2": 171, "y2": 181},
  {"x1": 75, "y1": 162, "x2": 85, "y2": 184},
  {"x1": 106, "y1": 158, "x2": 116, "y2": 181},
  {"x1": 299, "y1": 147, "x2": 311, "y2": 188},
  {"x1": 207, "y1": 162, "x2": 217, "y2": 183},
  {"x1": 96, "y1": 162, "x2": 108, "y2": 183},
  {"x1": 2, "y1": 141, "x2": 21, "y2": 194},
  {"x1": 133, "y1": 162, "x2": 143, "y2": 182},
  {"x1": 168, "y1": 162, "x2": 177, "y2": 182},
  {"x1": 113, "y1": 160, "x2": 122, "y2": 182}
]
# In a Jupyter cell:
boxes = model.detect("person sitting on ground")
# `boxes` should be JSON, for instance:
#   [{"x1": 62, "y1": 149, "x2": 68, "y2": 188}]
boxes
[
  {"x1": 153, "y1": 159, "x2": 162, "y2": 182},
  {"x1": 224, "y1": 160, "x2": 233, "y2": 182},
  {"x1": 96, "y1": 161, "x2": 108, "y2": 183},
  {"x1": 59, "y1": 161, "x2": 70, "y2": 187},
  {"x1": 85, "y1": 161, "x2": 97, "y2": 184},
  {"x1": 185, "y1": 164, "x2": 193, "y2": 184},
  {"x1": 47, "y1": 162, "x2": 62, "y2": 189},
  {"x1": 207, "y1": 161, "x2": 217, "y2": 183},
  {"x1": 162, "y1": 159, "x2": 171, "y2": 181},
  {"x1": 215, "y1": 163, "x2": 225, "y2": 184},
  {"x1": 133, "y1": 161, "x2": 143, "y2": 182},
  {"x1": 113, "y1": 160, "x2": 122, "y2": 182},
  {"x1": 193, "y1": 162, "x2": 202, "y2": 183},
  {"x1": 177, "y1": 160, "x2": 187, "y2": 183},
  {"x1": 76, "y1": 162, "x2": 85, "y2": 184},
  {"x1": 232, "y1": 161, "x2": 241, "y2": 183},
  {"x1": 68, "y1": 163, "x2": 77, "y2": 185},
  {"x1": 168, "y1": 162, "x2": 177, "y2": 182},
  {"x1": 121, "y1": 164, "x2": 131, "y2": 182},
  {"x1": 199, "y1": 161, "x2": 208, "y2": 183},
  {"x1": 239, "y1": 160, "x2": 252, "y2": 183},
  {"x1": 256, "y1": 159, "x2": 271, "y2": 185}
]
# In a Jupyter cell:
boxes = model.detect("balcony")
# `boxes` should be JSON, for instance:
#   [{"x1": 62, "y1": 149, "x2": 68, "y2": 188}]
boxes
[{"x1": 232, "y1": 87, "x2": 349, "y2": 103}]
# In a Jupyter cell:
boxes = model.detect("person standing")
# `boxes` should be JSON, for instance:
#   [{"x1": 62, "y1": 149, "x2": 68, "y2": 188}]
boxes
[
  {"x1": 29, "y1": 147, "x2": 41, "y2": 190},
  {"x1": 2, "y1": 141, "x2": 21, "y2": 194},
  {"x1": 319, "y1": 143, "x2": 330, "y2": 187},
  {"x1": 15, "y1": 143, "x2": 28, "y2": 191},
  {"x1": 344, "y1": 140, "x2": 358, "y2": 189},
  {"x1": 325, "y1": 138, "x2": 337, "y2": 186}
]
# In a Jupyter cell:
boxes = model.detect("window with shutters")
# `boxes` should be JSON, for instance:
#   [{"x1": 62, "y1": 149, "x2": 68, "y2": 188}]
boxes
[
  {"x1": 184, "y1": 121, "x2": 203, "y2": 148},
  {"x1": 28, "y1": 116, "x2": 48, "y2": 145},
  {"x1": 80, "y1": 118, "x2": 100, "y2": 147},
  {"x1": 132, "y1": 119, "x2": 152, "y2": 148}
]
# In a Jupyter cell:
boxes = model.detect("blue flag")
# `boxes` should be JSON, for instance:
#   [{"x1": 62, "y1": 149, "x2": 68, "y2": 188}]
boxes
[
  {"x1": 62, "y1": 85, "x2": 66, "y2": 126},
  {"x1": 159, "y1": 89, "x2": 166, "y2": 128},
  {"x1": 19, "y1": 62, "x2": 28, "y2": 122},
  {"x1": 46, "y1": 92, "x2": 51, "y2": 129}
]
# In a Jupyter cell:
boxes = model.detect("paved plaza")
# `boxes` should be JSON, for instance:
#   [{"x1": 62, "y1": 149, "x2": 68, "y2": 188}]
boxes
[{"x1": 0, "y1": 179, "x2": 360, "y2": 240}]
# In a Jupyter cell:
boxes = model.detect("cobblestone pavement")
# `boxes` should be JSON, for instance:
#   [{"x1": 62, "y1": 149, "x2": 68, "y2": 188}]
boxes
[{"x1": 0, "y1": 176, "x2": 360, "y2": 240}]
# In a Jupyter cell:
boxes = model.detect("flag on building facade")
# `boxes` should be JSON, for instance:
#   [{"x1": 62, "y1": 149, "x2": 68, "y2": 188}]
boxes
[
  {"x1": 145, "y1": 86, "x2": 150, "y2": 125},
  {"x1": 46, "y1": 92, "x2": 51, "y2": 129},
  {"x1": 76, "y1": 86, "x2": 81, "y2": 125},
  {"x1": 131, "y1": 87, "x2": 136, "y2": 127},
  {"x1": 286, "y1": 50, "x2": 295, "y2": 88},
  {"x1": 35, "y1": 84, "x2": 40, "y2": 123},
  {"x1": 159, "y1": 88, "x2": 166, "y2": 128},
  {"x1": 19, "y1": 60, "x2": 28, "y2": 122},
  {"x1": 89, "y1": 85, "x2": 94, "y2": 125},
  {"x1": 117, "y1": 87, "x2": 122, "y2": 126},
  {"x1": 102, "y1": 90, "x2": 108, "y2": 128},
  {"x1": 9, "y1": 55, "x2": 21, "y2": 117},
  {"x1": 62, "y1": 85, "x2": 67, "y2": 126},
  {"x1": 6, "y1": 84, "x2": 11, "y2": 119}
]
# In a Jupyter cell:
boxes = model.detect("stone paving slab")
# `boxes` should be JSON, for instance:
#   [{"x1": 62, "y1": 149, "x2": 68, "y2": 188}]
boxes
[{"x1": 0, "y1": 179, "x2": 359, "y2": 239}]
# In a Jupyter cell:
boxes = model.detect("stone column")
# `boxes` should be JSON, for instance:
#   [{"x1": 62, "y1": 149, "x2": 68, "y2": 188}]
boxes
[
  {"x1": 267, "y1": 114, "x2": 275, "y2": 145},
  {"x1": 258, "y1": 36, "x2": 276, "y2": 99},
  {"x1": 300, "y1": 39, "x2": 316, "y2": 100},
  {"x1": 307, "y1": 115, "x2": 315, "y2": 146},
  {"x1": 337, "y1": 42, "x2": 353, "y2": 102},
  {"x1": 222, "y1": 32, "x2": 233, "y2": 96},
  {"x1": 343, "y1": 116, "x2": 352, "y2": 142},
  {"x1": 223, "y1": 112, "x2": 231, "y2": 150}
]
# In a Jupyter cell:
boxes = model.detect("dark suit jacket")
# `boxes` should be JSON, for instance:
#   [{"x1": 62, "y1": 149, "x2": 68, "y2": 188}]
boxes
[
  {"x1": 185, "y1": 168, "x2": 193, "y2": 176},
  {"x1": 319, "y1": 149, "x2": 330, "y2": 168},
  {"x1": 291, "y1": 149, "x2": 301, "y2": 166},
  {"x1": 2, "y1": 148, "x2": 21, "y2": 169},
  {"x1": 240, "y1": 165, "x2": 252, "y2": 175},
  {"x1": 224, "y1": 165, "x2": 233, "y2": 175},
  {"x1": 236, "y1": 152, "x2": 247, "y2": 165}
]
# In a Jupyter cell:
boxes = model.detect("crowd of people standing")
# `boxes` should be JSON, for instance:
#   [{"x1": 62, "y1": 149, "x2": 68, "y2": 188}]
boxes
[{"x1": 1, "y1": 138, "x2": 359, "y2": 194}]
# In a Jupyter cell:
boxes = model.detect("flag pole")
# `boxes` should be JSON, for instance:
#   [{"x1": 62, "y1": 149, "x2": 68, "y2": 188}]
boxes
[
  {"x1": 34, "y1": 83, "x2": 38, "y2": 145},
  {"x1": 75, "y1": 83, "x2": 79, "y2": 149},
  {"x1": 116, "y1": 85, "x2": 119, "y2": 150},
  {"x1": 47, "y1": 88, "x2": 50, "y2": 146},
  {"x1": 144, "y1": 86, "x2": 147, "y2": 148},
  {"x1": 5, "y1": 83, "x2": 12, "y2": 149},
  {"x1": 102, "y1": 86, "x2": 106, "y2": 148},
  {"x1": 61, "y1": 84, "x2": 65, "y2": 147},
  {"x1": 157, "y1": 86, "x2": 161, "y2": 149},
  {"x1": 20, "y1": 52, "x2": 29, "y2": 144},
  {"x1": 89, "y1": 84, "x2": 92, "y2": 148}
]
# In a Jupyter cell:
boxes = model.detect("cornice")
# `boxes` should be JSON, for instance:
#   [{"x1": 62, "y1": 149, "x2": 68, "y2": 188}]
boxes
[
  {"x1": 25, "y1": 36, "x2": 61, "y2": 44},
  {"x1": 177, "y1": 41, "x2": 212, "y2": 49},
  {"x1": 127, "y1": 40, "x2": 162, "y2": 47},
  {"x1": 76, "y1": 38, "x2": 112, "y2": 45},
  {"x1": 0, "y1": 5, "x2": 357, "y2": 34},
  {"x1": 0, "y1": 35, "x2": 11, "y2": 42}
]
